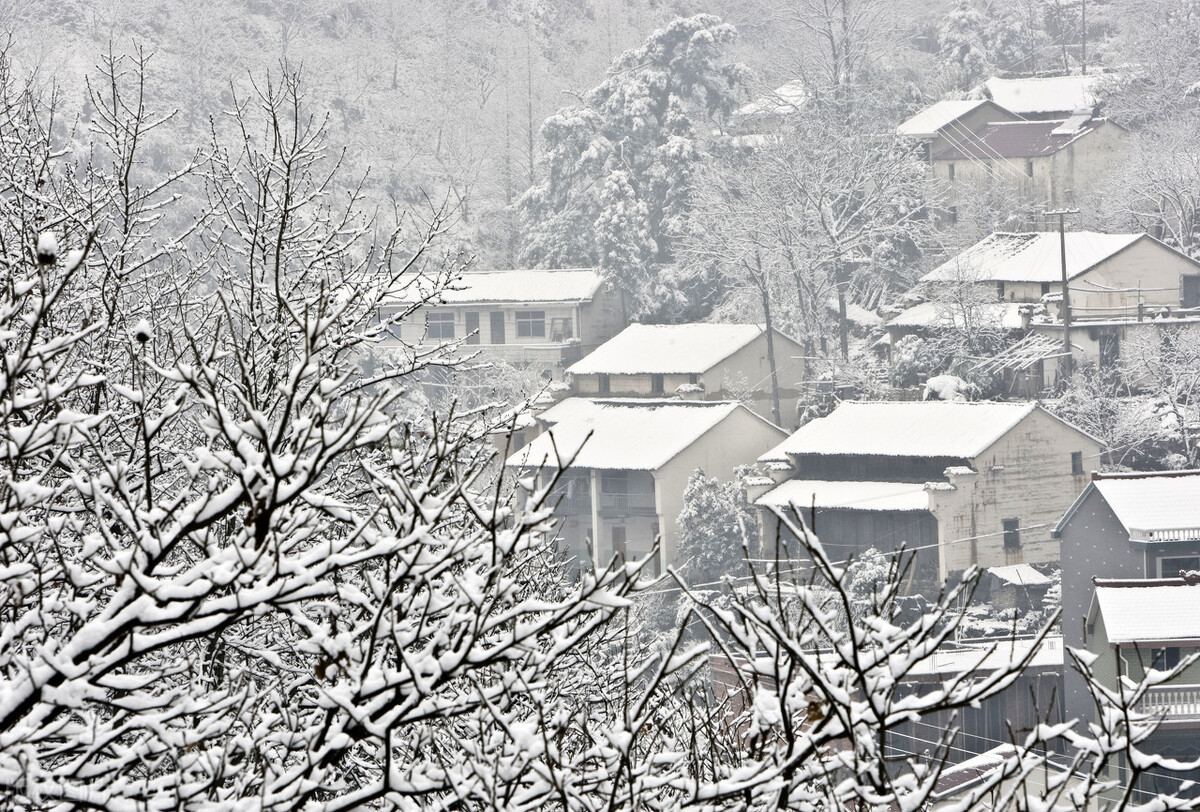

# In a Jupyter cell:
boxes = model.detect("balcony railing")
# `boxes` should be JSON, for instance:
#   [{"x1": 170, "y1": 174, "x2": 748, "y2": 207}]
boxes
[
  {"x1": 598, "y1": 492, "x2": 657, "y2": 514},
  {"x1": 1136, "y1": 684, "x2": 1200, "y2": 723},
  {"x1": 551, "y1": 494, "x2": 592, "y2": 513}
]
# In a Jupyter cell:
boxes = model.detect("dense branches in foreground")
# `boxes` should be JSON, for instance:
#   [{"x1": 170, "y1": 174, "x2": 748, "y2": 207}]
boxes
[{"x1": 0, "y1": 52, "x2": 1197, "y2": 812}]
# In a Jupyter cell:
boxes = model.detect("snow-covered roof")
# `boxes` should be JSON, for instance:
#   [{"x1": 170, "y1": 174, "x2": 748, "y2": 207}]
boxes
[
  {"x1": 921, "y1": 232, "x2": 1144, "y2": 284},
  {"x1": 977, "y1": 74, "x2": 1101, "y2": 116},
  {"x1": 397, "y1": 268, "x2": 603, "y2": 304},
  {"x1": 755, "y1": 479, "x2": 932, "y2": 512},
  {"x1": 988, "y1": 563, "x2": 1051, "y2": 587},
  {"x1": 897, "y1": 99, "x2": 1003, "y2": 139},
  {"x1": 567, "y1": 323, "x2": 767, "y2": 375},
  {"x1": 1091, "y1": 471, "x2": 1200, "y2": 542},
  {"x1": 506, "y1": 399, "x2": 759, "y2": 471},
  {"x1": 907, "y1": 635, "x2": 1062, "y2": 678},
  {"x1": 760, "y1": 401, "x2": 1040, "y2": 461},
  {"x1": 885, "y1": 301, "x2": 1027, "y2": 331},
  {"x1": 1092, "y1": 579, "x2": 1200, "y2": 644},
  {"x1": 735, "y1": 79, "x2": 808, "y2": 119}
]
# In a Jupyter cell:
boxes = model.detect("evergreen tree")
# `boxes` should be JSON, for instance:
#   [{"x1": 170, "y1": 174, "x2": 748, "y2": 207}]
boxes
[
  {"x1": 518, "y1": 14, "x2": 746, "y2": 318},
  {"x1": 675, "y1": 467, "x2": 756, "y2": 586}
]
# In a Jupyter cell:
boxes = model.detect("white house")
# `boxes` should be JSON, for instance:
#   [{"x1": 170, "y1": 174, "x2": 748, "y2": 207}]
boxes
[
  {"x1": 506, "y1": 398, "x2": 788, "y2": 572},
  {"x1": 383, "y1": 268, "x2": 627, "y2": 377},
  {"x1": 567, "y1": 323, "x2": 806, "y2": 428}
]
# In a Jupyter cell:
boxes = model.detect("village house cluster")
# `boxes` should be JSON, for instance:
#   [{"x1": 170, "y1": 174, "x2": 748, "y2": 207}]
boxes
[{"x1": 378, "y1": 70, "x2": 1200, "y2": 798}]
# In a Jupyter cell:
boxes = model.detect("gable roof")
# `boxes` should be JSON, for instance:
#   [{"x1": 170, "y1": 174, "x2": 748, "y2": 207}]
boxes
[
  {"x1": 399, "y1": 268, "x2": 604, "y2": 305},
  {"x1": 760, "y1": 401, "x2": 1042, "y2": 461},
  {"x1": 735, "y1": 79, "x2": 808, "y2": 120},
  {"x1": 567, "y1": 323, "x2": 771, "y2": 375},
  {"x1": 921, "y1": 231, "x2": 1145, "y2": 284},
  {"x1": 1060, "y1": 471, "x2": 1200, "y2": 542},
  {"x1": 506, "y1": 399, "x2": 780, "y2": 471},
  {"x1": 932, "y1": 118, "x2": 1108, "y2": 161},
  {"x1": 896, "y1": 99, "x2": 1013, "y2": 139},
  {"x1": 978, "y1": 74, "x2": 1101, "y2": 117},
  {"x1": 1091, "y1": 578, "x2": 1200, "y2": 644}
]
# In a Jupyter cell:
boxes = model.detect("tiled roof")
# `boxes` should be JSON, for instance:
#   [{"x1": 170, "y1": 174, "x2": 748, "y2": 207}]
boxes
[
  {"x1": 1093, "y1": 579, "x2": 1200, "y2": 644},
  {"x1": 506, "y1": 399, "x2": 782, "y2": 471},
  {"x1": 897, "y1": 99, "x2": 1010, "y2": 139},
  {"x1": 756, "y1": 479, "x2": 931, "y2": 512},
  {"x1": 978, "y1": 74, "x2": 1101, "y2": 116},
  {"x1": 921, "y1": 231, "x2": 1144, "y2": 284},
  {"x1": 759, "y1": 401, "x2": 1040, "y2": 460},
  {"x1": 1091, "y1": 471, "x2": 1200, "y2": 541},
  {"x1": 567, "y1": 323, "x2": 766, "y2": 375},
  {"x1": 397, "y1": 268, "x2": 604, "y2": 304},
  {"x1": 932, "y1": 118, "x2": 1105, "y2": 160}
]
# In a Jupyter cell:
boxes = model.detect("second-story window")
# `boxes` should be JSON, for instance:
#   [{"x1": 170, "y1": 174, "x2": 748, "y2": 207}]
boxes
[
  {"x1": 516, "y1": 310, "x2": 546, "y2": 338},
  {"x1": 1071, "y1": 451, "x2": 1084, "y2": 475},
  {"x1": 426, "y1": 312, "x2": 455, "y2": 340}
]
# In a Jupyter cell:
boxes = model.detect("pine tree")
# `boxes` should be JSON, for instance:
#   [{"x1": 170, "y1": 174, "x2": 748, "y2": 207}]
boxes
[{"x1": 518, "y1": 14, "x2": 746, "y2": 319}]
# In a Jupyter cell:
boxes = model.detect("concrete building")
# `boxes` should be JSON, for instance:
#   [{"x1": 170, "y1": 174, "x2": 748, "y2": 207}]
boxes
[
  {"x1": 1055, "y1": 471, "x2": 1200, "y2": 727},
  {"x1": 506, "y1": 398, "x2": 788, "y2": 572},
  {"x1": 752, "y1": 401, "x2": 1103, "y2": 586},
  {"x1": 384, "y1": 268, "x2": 627, "y2": 378},
  {"x1": 567, "y1": 323, "x2": 806, "y2": 428},
  {"x1": 931, "y1": 115, "x2": 1126, "y2": 212}
]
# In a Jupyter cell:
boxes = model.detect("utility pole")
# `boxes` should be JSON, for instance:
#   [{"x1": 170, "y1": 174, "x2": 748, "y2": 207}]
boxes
[
  {"x1": 1081, "y1": 0, "x2": 1087, "y2": 74},
  {"x1": 1043, "y1": 209, "x2": 1081, "y2": 381}
]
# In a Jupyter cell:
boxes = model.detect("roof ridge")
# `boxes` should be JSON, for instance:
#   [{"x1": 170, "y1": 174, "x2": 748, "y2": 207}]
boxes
[
  {"x1": 1093, "y1": 577, "x2": 1191, "y2": 588},
  {"x1": 1093, "y1": 468, "x2": 1200, "y2": 481}
]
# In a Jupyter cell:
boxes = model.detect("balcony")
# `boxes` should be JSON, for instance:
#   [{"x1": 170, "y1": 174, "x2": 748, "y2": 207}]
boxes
[
  {"x1": 1135, "y1": 684, "x2": 1200, "y2": 725},
  {"x1": 598, "y1": 491, "x2": 657, "y2": 515},
  {"x1": 475, "y1": 341, "x2": 583, "y2": 369}
]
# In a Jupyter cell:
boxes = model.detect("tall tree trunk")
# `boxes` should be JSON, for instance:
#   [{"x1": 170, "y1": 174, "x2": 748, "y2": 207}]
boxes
[
  {"x1": 837, "y1": 283, "x2": 850, "y2": 360},
  {"x1": 752, "y1": 253, "x2": 784, "y2": 426}
]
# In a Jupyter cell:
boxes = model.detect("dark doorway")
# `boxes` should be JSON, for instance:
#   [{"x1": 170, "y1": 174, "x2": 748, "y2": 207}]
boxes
[{"x1": 490, "y1": 311, "x2": 505, "y2": 344}]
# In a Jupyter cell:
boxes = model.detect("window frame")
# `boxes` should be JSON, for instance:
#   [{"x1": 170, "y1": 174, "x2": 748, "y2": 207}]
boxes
[
  {"x1": 426, "y1": 311, "x2": 455, "y2": 340},
  {"x1": 516, "y1": 310, "x2": 546, "y2": 338},
  {"x1": 1002, "y1": 518, "x2": 1021, "y2": 550}
]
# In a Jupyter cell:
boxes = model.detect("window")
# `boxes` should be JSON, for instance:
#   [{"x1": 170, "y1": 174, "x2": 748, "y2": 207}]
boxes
[
  {"x1": 997, "y1": 282, "x2": 1006, "y2": 300},
  {"x1": 1160, "y1": 556, "x2": 1200, "y2": 578},
  {"x1": 516, "y1": 310, "x2": 546, "y2": 338},
  {"x1": 650, "y1": 374, "x2": 665, "y2": 395},
  {"x1": 1002, "y1": 518, "x2": 1021, "y2": 550},
  {"x1": 1071, "y1": 451, "x2": 1084, "y2": 476},
  {"x1": 1025, "y1": 159, "x2": 1034, "y2": 177},
  {"x1": 1184, "y1": 275, "x2": 1200, "y2": 309},
  {"x1": 688, "y1": 373, "x2": 699, "y2": 385},
  {"x1": 1152, "y1": 647, "x2": 1182, "y2": 670},
  {"x1": 1040, "y1": 282, "x2": 1051, "y2": 296},
  {"x1": 947, "y1": 162, "x2": 955, "y2": 181},
  {"x1": 426, "y1": 312, "x2": 454, "y2": 340},
  {"x1": 598, "y1": 373, "x2": 611, "y2": 395}
]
